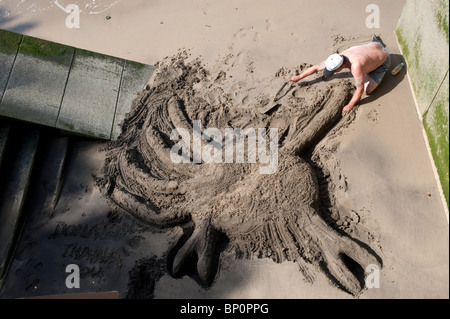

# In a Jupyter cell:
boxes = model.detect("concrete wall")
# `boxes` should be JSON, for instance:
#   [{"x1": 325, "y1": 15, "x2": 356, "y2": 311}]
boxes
[{"x1": 396, "y1": 0, "x2": 449, "y2": 209}]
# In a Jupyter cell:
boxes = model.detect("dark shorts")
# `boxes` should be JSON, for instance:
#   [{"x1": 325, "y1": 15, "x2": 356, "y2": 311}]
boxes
[{"x1": 369, "y1": 38, "x2": 391, "y2": 84}]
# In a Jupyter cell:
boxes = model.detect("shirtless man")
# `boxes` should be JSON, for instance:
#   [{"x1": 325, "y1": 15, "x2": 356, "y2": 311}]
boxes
[{"x1": 290, "y1": 36, "x2": 391, "y2": 116}]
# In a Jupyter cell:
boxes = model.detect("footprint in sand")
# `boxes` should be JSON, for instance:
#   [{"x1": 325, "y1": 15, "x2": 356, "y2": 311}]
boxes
[
  {"x1": 266, "y1": 19, "x2": 273, "y2": 32},
  {"x1": 230, "y1": 51, "x2": 244, "y2": 68},
  {"x1": 366, "y1": 109, "x2": 379, "y2": 126},
  {"x1": 233, "y1": 26, "x2": 253, "y2": 40},
  {"x1": 233, "y1": 26, "x2": 260, "y2": 43},
  {"x1": 253, "y1": 32, "x2": 260, "y2": 43}
]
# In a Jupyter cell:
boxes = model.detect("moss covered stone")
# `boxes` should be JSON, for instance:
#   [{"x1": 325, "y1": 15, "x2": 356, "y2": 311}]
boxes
[
  {"x1": 397, "y1": 0, "x2": 449, "y2": 209},
  {"x1": 424, "y1": 73, "x2": 449, "y2": 207},
  {"x1": 19, "y1": 35, "x2": 74, "y2": 65},
  {"x1": 0, "y1": 29, "x2": 22, "y2": 54}
]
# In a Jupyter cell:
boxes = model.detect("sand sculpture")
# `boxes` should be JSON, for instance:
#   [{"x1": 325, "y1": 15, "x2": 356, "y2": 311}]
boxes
[{"x1": 97, "y1": 52, "x2": 381, "y2": 296}]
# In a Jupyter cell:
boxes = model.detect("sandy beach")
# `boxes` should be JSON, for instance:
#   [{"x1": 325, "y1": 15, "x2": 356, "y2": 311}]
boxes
[{"x1": 0, "y1": 0, "x2": 448, "y2": 299}]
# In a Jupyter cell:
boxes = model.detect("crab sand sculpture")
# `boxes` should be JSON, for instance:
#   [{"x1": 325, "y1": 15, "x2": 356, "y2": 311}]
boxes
[{"x1": 97, "y1": 54, "x2": 381, "y2": 296}]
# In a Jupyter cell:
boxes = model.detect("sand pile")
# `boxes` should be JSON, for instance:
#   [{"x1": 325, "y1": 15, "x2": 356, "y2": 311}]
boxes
[{"x1": 97, "y1": 51, "x2": 381, "y2": 296}]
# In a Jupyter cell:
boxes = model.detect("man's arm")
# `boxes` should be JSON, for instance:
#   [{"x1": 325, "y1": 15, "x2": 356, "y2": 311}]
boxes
[
  {"x1": 290, "y1": 62, "x2": 326, "y2": 83},
  {"x1": 342, "y1": 65, "x2": 365, "y2": 116}
]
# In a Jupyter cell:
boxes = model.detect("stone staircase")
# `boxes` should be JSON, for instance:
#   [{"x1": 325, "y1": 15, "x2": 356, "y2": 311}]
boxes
[
  {"x1": 0, "y1": 119, "x2": 70, "y2": 288},
  {"x1": 0, "y1": 30, "x2": 155, "y2": 291}
]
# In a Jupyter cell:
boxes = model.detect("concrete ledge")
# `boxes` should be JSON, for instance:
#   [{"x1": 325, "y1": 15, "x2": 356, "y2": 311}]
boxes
[
  {"x1": 0, "y1": 129, "x2": 39, "y2": 278},
  {"x1": 113, "y1": 61, "x2": 155, "y2": 140},
  {"x1": 0, "y1": 30, "x2": 22, "y2": 102},
  {"x1": 0, "y1": 37, "x2": 74, "y2": 127},
  {"x1": 0, "y1": 29, "x2": 154, "y2": 140},
  {"x1": 57, "y1": 50, "x2": 123, "y2": 139}
]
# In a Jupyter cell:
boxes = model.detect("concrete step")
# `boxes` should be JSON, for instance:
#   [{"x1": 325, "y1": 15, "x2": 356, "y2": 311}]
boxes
[
  {"x1": 0, "y1": 122, "x2": 10, "y2": 169},
  {"x1": 0, "y1": 29, "x2": 23, "y2": 101},
  {"x1": 27, "y1": 135, "x2": 70, "y2": 217},
  {"x1": 0, "y1": 126, "x2": 40, "y2": 280},
  {"x1": 1, "y1": 29, "x2": 155, "y2": 140}
]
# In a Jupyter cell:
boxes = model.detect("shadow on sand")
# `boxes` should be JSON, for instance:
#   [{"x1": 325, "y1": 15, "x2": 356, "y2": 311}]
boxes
[
  {"x1": 359, "y1": 53, "x2": 407, "y2": 106},
  {"x1": 0, "y1": 7, "x2": 38, "y2": 34}
]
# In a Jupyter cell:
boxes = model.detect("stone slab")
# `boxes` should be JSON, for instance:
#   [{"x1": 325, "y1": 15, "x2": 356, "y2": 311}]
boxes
[
  {"x1": 57, "y1": 49, "x2": 123, "y2": 139},
  {"x1": 0, "y1": 129, "x2": 39, "y2": 280},
  {"x1": 0, "y1": 30, "x2": 22, "y2": 102},
  {"x1": 112, "y1": 61, "x2": 155, "y2": 140},
  {"x1": 31, "y1": 136, "x2": 70, "y2": 217},
  {"x1": 0, "y1": 30, "x2": 156, "y2": 141},
  {"x1": 0, "y1": 141, "x2": 169, "y2": 298},
  {"x1": 0, "y1": 36, "x2": 74, "y2": 127}
]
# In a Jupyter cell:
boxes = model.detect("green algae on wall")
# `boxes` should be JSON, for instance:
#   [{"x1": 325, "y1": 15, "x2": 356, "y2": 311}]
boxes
[
  {"x1": 0, "y1": 29, "x2": 22, "y2": 54},
  {"x1": 424, "y1": 72, "x2": 449, "y2": 207},
  {"x1": 435, "y1": 0, "x2": 449, "y2": 44},
  {"x1": 19, "y1": 35, "x2": 74, "y2": 65},
  {"x1": 396, "y1": 0, "x2": 449, "y2": 209}
]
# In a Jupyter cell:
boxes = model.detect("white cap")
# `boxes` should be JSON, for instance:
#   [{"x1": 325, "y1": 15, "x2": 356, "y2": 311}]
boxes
[{"x1": 324, "y1": 54, "x2": 344, "y2": 77}]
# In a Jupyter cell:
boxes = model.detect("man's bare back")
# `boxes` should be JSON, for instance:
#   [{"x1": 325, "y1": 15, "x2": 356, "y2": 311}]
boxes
[{"x1": 342, "y1": 42, "x2": 389, "y2": 75}]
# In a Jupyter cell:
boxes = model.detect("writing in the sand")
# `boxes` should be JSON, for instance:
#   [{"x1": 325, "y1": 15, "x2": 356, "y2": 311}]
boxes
[
  {"x1": 49, "y1": 219, "x2": 148, "y2": 240},
  {"x1": 62, "y1": 243, "x2": 123, "y2": 267}
]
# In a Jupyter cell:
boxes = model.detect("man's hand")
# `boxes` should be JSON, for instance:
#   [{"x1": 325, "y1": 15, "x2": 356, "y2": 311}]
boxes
[
  {"x1": 289, "y1": 64, "x2": 321, "y2": 84},
  {"x1": 342, "y1": 104, "x2": 353, "y2": 116},
  {"x1": 289, "y1": 75, "x2": 301, "y2": 83}
]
